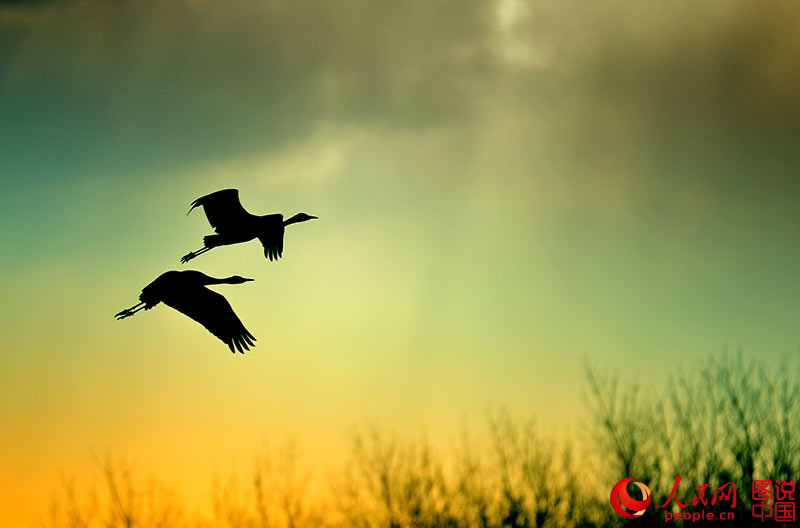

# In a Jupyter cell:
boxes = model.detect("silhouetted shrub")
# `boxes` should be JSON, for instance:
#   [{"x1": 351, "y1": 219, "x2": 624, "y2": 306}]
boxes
[{"x1": 40, "y1": 352, "x2": 798, "y2": 528}]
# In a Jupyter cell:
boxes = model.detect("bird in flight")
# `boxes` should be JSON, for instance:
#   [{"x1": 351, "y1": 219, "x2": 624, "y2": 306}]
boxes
[
  {"x1": 180, "y1": 189, "x2": 317, "y2": 263},
  {"x1": 115, "y1": 270, "x2": 256, "y2": 353}
]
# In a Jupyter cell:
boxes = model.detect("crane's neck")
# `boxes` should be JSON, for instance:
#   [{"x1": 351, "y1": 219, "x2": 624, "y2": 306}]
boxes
[
  {"x1": 202, "y1": 275, "x2": 235, "y2": 285},
  {"x1": 283, "y1": 214, "x2": 305, "y2": 226}
]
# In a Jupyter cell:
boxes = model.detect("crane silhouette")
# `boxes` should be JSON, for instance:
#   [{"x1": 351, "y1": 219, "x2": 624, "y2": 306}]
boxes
[
  {"x1": 115, "y1": 270, "x2": 256, "y2": 353},
  {"x1": 180, "y1": 189, "x2": 317, "y2": 263}
]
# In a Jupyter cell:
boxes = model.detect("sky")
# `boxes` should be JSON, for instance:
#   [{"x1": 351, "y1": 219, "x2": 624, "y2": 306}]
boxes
[{"x1": 1, "y1": 0, "x2": 800, "y2": 525}]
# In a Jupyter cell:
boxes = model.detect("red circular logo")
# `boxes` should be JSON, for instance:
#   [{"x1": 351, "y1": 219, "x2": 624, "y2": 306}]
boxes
[{"x1": 610, "y1": 478, "x2": 652, "y2": 518}]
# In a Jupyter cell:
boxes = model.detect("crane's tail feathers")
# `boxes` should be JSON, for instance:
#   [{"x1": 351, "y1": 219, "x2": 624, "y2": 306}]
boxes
[
  {"x1": 180, "y1": 246, "x2": 210, "y2": 264},
  {"x1": 115, "y1": 302, "x2": 145, "y2": 320}
]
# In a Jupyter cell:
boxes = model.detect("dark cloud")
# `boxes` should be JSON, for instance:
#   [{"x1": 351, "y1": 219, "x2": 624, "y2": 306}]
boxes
[
  {"x1": 0, "y1": 0, "x2": 51, "y2": 5},
  {"x1": 490, "y1": 1, "x2": 800, "y2": 221},
  {"x1": 0, "y1": 0, "x2": 499, "y2": 180},
  {"x1": 1, "y1": 0, "x2": 798, "y2": 198}
]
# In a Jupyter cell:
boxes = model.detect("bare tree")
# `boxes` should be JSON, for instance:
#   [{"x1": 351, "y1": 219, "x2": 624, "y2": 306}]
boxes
[
  {"x1": 586, "y1": 351, "x2": 800, "y2": 526},
  {"x1": 40, "y1": 352, "x2": 797, "y2": 528},
  {"x1": 334, "y1": 428, "x2": 459, "y2": 528},
  {"x1": 212, "y1": 441, "x2": 322, "y2": 528},
  {"x1": 40, "y1": 456, "x2": 187, "y2": 528}
]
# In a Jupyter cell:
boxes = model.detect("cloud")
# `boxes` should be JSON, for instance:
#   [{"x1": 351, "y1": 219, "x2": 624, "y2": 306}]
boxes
[
  {"x1": 1, "y1": 0, "x2": 798, "y2": 210},
  {"x1": 0, "y1": 0, "x2": 499, "y2": 179}
]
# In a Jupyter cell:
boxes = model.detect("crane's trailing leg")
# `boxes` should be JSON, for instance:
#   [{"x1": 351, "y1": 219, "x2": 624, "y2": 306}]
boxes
[
  {"x1": 180, "y1": 246, "x2": 211, "y2": 264},
  {"x1": 115, "y1": 302, "x2": 146, "y2": 320}
]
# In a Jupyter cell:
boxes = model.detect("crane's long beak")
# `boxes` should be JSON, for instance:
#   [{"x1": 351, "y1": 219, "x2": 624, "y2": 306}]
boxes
[
  {"x1": 309, "y1": 215, "x2": 319, "y2": 219},
  {"x1": 243, "y1": 277, "x2": 255, "y2": 282}
]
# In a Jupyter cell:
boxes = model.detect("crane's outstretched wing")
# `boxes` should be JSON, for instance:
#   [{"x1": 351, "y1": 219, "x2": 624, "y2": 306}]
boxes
[
  {"x1": 187, "y1": 189, "x2": 255, "y2": 234},
  {"x1": 163, "y1": 287, "x2": 256, "y2": 353},
  {"x1": 257, "y1": 214, "x2": 284, "y2": 261}
]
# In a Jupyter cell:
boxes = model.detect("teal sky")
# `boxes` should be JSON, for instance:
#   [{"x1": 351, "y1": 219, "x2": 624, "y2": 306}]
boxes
[{"x1": 1, "y1": 0, "x2": 800, "y2": 525}]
